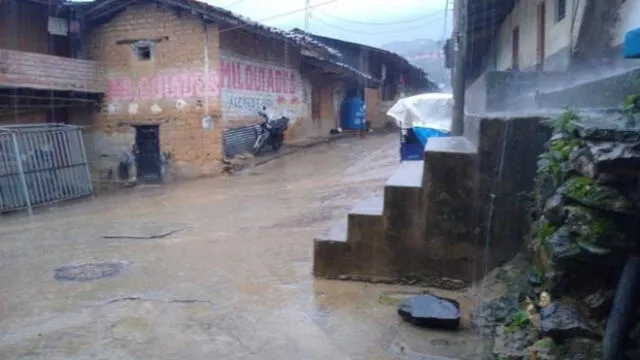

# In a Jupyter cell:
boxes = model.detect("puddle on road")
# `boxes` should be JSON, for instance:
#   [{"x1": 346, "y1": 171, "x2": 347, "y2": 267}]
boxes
[{"x1": 53, "y1": 261, "x2": 130, "y2": 282}]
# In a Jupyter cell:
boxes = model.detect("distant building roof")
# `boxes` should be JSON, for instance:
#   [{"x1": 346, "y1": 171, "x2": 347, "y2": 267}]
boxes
[{"x1": 290, "y1": 28, "x2": 438, "y2": 91}]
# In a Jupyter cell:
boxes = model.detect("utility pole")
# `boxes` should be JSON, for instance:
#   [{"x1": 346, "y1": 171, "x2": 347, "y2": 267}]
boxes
[
  {"x1": 451, "y1": 0, "x2": 466, "y2": 136},
  {"x1": 304, "y1": 0, "x2": 310, "y2": 32}
]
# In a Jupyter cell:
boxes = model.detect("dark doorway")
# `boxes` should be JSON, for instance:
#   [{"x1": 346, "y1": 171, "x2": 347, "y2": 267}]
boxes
[
  {"x1": 512, "y1": 27, "x2": 520, "y2": 70},
  {"x1": 46, "y1": 107, "x2": 69, "y2": 123},
  {"x1": 134, "y1": 125, "x2": 162, "y2": 183},
  {"x1": 311, "y1": 82, "x2": 321, "y2": 126},
  {"x1": 537, "y1": 2, "x2": 546, "y2": 70}
]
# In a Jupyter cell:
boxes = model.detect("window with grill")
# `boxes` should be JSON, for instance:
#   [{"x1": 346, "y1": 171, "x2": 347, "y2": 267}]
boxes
[{"x1": 557, "y1": 0, "x2": 566, "y2": 22}]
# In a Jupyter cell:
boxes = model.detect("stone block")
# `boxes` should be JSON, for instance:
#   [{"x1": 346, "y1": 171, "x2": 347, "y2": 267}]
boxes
[
  {"x1": 346, "y1": 197, "x2": 384, "y2": 276},
  {"x1": 383, "y1": 160, "x2": 425, "y2": 277},
  {"x1": 422, "y1": 136, "x2": 480, "y2": 282},
  {"x1": 313, "y1": 218, "x2": 349, "y2": 277}
]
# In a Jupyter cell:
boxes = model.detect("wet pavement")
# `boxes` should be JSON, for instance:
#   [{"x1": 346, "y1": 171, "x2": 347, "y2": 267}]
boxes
[{"x1": 0, "y1": 134, "x2": 490, "y2": 360}]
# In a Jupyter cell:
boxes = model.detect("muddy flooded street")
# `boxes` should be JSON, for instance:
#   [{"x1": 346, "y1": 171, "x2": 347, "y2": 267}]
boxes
[{"x1": 0, "y1": 134, "x2": 488, "y2": 360}]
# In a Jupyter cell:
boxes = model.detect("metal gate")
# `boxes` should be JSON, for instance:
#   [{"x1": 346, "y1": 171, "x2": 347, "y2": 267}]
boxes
[
  {"x1": 222, "y1": 124, "x2": 261, "y2": 158},
  {"x1": 0, "y1": 124, "x2": 93, "y2": 214}
]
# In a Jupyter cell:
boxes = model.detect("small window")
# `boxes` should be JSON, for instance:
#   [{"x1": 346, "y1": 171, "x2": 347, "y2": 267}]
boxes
[
  {"x1": 136, "y1": 45, "x2": 152, "y2": 61},
  {"x1": 557, "y1": 0, "x2": 566, "y2": 22},
  {"x1": 131, "y1": 40, "x2": 154, "y2": 61}
]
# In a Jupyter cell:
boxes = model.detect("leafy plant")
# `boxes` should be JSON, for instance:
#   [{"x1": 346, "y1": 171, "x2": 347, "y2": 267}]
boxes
[
  {"x1": 551, "y1": 108, "x2": 579, "y2": 134},
  {"x1": 624, "y1": 94, "x2": 640, "y2": 114},
  {"x1": 506, "y1": 310, "x2": 531, "y2": 332}
]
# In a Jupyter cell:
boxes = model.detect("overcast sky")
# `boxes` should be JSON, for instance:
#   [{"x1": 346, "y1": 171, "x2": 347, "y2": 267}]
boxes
[{"x1": 206, "y1": 0, "x2": 450, "y2": 47}]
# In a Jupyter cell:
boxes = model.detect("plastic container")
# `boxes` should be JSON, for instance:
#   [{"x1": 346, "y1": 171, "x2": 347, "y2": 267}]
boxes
[{"x1": 341, "y1": 97, "x2": 366, "y2": 130}]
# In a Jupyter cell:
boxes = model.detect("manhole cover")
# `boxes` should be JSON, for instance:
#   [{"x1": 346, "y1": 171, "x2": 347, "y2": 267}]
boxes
[
  {"x1": 54, "y1": 261, "x2": 129, "y2": 282},
  {"x1": 430, "y1": 339, "x2": 449, "y2": 347}
]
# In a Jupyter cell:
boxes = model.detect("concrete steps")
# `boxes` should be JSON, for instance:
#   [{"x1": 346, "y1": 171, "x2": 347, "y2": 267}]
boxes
[
  {"x1": 313, "y1": 137, "x2": 482, "y2": 281},
  {"x1": 313, "y1": 196, "x2": 383, "y2": 277},
  {"x1": 314, "y1": 115, "x2": 549, "y2": 284}
]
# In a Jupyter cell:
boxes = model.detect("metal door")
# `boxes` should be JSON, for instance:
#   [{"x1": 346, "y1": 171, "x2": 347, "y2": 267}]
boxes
[
  {"x1": 135, "y1": 125, "x2": 162, "y2": 183},
  {"x1": 222, "y1": 124, "x2": 261, "y2": 158}
]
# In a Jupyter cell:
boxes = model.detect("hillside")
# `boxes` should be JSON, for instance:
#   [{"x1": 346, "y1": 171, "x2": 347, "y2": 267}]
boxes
[{"x1": 382, "y1": 38, "x2": 449, "y2": 89}]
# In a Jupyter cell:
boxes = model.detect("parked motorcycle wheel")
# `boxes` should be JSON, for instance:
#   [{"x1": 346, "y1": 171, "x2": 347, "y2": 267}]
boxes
[
  {"x1": 253, "y1": 133, "x2": 268, "y2": 156},
  {"x1": 271, "y1": 138, "x2": 283, "y2": 152}
]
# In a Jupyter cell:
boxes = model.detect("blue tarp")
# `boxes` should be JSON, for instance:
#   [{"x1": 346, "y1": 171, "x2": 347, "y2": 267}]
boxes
[
  {"x1": 413, "y1": 126, "x2": 449, "y2": 145},
  {"x1": 624, "y1": 27, "x2": 640, "y2": 59},
  {"x1": 400, "y1": 126, "x2": 450, "y2": 161}
]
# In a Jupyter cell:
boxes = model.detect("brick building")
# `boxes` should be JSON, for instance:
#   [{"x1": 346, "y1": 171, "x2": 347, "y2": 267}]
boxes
[
  {"x1": 1, "y1": 0, "x2": 433, "y2": 188},
  {"x1": 83, "y1": 0, "x2": 390, "y2": 182}
]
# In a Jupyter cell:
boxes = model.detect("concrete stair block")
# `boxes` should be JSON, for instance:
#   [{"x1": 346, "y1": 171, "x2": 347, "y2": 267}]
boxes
[
  {"x1": 313, "y1": 197, "x2": 384, "y2": 278},
  {"x1": 382, "y1": 160, "x2": 425, "y2": 277},
  {"x1": 421, "y1": 136, "x2": 482, "y2": 282},
  {"x1": 346, "y1": 196, "x2": 384, "y2": 276},
  {"x1": 313, "y1": 217, "x2": 350, "y2": 277}
]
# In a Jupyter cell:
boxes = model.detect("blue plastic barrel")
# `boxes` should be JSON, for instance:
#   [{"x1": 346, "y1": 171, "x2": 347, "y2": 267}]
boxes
[{"x1": 341, "y1": 97, "x2": 365, "y2": 130}]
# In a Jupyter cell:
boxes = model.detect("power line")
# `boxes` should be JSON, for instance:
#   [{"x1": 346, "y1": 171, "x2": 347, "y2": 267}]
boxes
[
  {"x1": 313, "y1": 9, "x2": 445, "y2": 26},
  {"x1": 218, "y1": 0, "x2": 341, "y2": 34},
  {"x1": 310, "y1": 14, "x2": 444, "y2": 35}
]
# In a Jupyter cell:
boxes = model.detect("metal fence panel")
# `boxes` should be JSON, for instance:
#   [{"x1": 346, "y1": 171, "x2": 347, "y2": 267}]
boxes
[
  {"x1": 0, "y1": 124, "x2": 93, "y2": 213},
  {"x1": 222, "y1": 124, "x2": 261, "y2": 158}
]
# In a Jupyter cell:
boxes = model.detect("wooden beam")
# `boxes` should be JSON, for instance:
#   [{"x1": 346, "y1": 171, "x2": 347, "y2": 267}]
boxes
[{"x1": 116, "y1": 36, "x2": 169, "y2": 45}]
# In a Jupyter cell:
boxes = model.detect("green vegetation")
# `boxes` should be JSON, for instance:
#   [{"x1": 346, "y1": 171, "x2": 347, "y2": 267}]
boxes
[
  {"x1": 537, "y1": 220, "x2": 558, "y2": 244},
  {"x1": 624, "y1": 93, "x2": 640, "y2": 114},
  {"x1": 552, "y1": 108, "x2": 579, "y2": 134},
  {"x1": 563, "y1": 177, "x2": 596, "y2": 200},
  {"x1": 506, "y1": 310, "x2": 531, "y2": 332},
  {"x1": 537, "y1": 109, "x2": 583, "y2": 186}
]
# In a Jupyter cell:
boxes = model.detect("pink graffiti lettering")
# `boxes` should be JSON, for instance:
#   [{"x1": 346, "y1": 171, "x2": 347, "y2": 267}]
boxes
[
  {"x1": 219, "y1": 59, "x2": 299, "y2": 95},
  {"x1": 107, "y1": 78, "x2": 135, "y2": 101},
  {"x1": 107, "y1": 72, "x2": 220, "y2": 102}
]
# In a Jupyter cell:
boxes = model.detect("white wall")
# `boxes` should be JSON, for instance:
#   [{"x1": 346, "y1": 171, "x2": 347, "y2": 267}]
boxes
[
  {"x1": 495, "y1": 0, "x2": 586, "y2": 71},
  {"x1": 613, "y1": 0, "x2": 640, "y2": 46}
]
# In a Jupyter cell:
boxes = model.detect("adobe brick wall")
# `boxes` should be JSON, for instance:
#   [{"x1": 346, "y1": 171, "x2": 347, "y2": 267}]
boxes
[
  {"x1": 365, "y1": 87, "x2": 385, "y2": 128},
  {"x1": 86, "y1": 3, "x2": 222, "y2": 181},
  {"x1": 303, "y1": 72, "x2": 338, "y2": 137},
  {"x1": 218, "y1": 30, "x2": 312, "y2": 141}
]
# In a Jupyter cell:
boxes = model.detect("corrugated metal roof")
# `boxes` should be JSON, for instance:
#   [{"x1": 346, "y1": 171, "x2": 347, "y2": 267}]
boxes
[{"x1": 83, "y1": 0, "x2": 342, "y2": 59}]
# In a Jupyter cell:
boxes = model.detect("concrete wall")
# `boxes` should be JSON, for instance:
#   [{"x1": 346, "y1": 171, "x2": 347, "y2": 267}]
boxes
[
  {"x1": 465, "y1": 70, "x2": 569, "y2": 114},
  {"x1": 86, "y1": 4, "x2": 222, "y2": 181},
  {"x1": 495, "y1": 0, "x2": 586, "y2": 71}
]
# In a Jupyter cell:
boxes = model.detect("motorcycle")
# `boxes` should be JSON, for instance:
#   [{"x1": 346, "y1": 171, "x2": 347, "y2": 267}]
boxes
[{"x1": 253, "y1": 107, "x2": 290, "y2": 156}]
